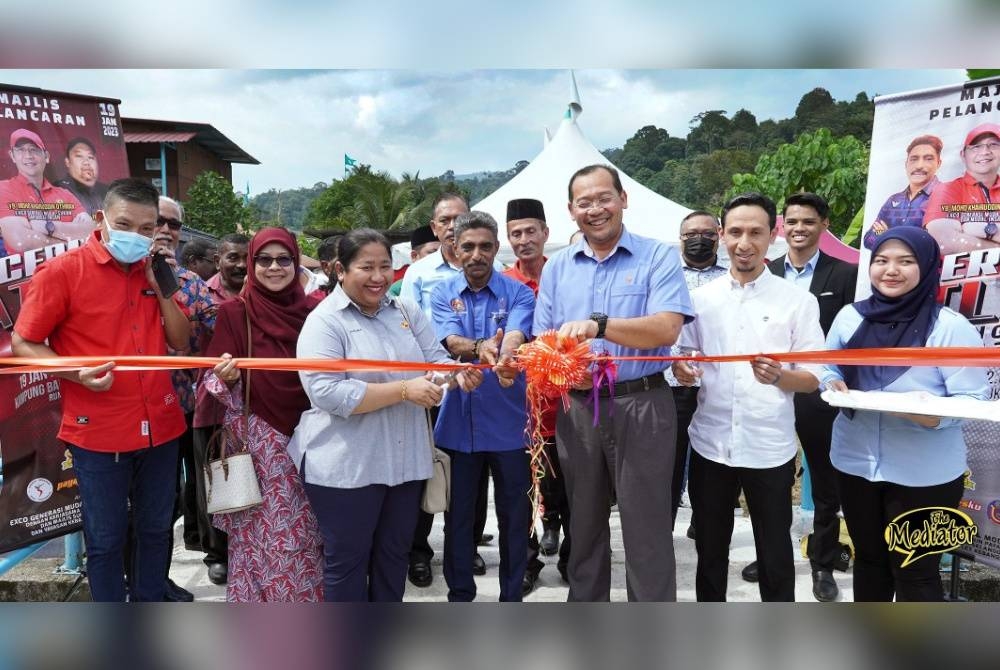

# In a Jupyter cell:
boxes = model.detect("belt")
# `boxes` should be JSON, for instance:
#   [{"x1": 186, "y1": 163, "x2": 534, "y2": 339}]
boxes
[{"x1": 571, "y1": 373, "x2": 665, "y2": 399}]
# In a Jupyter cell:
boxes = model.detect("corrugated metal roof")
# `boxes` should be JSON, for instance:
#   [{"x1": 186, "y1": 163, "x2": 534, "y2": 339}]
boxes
[{"x1": 124, "y1": 131, "x2": 198, "y2": 143}]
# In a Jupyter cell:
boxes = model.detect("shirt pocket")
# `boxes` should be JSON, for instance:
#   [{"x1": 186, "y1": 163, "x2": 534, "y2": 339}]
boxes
[{"x1": 608, "y1": 285, "x2": 646, "y2": 316}]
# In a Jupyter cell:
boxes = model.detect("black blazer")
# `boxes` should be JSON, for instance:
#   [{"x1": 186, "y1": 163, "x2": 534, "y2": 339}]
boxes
[{"x1": 768, "y1": 251, "x2": 858, "y2": 337}]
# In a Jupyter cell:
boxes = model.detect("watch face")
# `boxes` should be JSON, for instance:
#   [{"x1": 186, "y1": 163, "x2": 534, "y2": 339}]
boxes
[{"x1": 985, "y1": 222, "x2": 998, "y2": 236}]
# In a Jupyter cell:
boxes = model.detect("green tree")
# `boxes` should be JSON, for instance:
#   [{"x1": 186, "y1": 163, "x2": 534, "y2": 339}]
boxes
[
  {"x1": 727, "y1": 128, "x2": 869, "y2": 237},
  {"x1": 183, "y1": 170, "x2": 253, "y2": 236}
]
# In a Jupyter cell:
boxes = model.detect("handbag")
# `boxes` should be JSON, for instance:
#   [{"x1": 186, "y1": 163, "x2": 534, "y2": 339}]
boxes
[
  {"x1": 204, "y1": 307, "x2": 263, "y2": 515},
  {"x1": 421, "y1": 409, "x2": 451, "y2": 514}
]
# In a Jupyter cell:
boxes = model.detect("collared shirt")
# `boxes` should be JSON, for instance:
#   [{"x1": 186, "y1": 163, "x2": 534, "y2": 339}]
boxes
[
  {"x1": 679, "y1": 269, "x2": 825, "y2": 468},
  {"x1": 0, "y1": 173, "x2": 87, "y2": 256},
  {"x1": 821, "y1": 305, "x2": 988, "y2": 486},
  {"x1": 503, "y1": 258, "x2": 546, "y2": 294},
  {"x1": 289, "y1": 285, "x2": 453, "y2": 489},
  {"x1": 534, "y1": 227, "x2": 694, "y2": 382},
  {"x1": 431, "y1": 269, "x2": 535, "y2": 453},
  {"x1": 664, "y1": 260, "x2": 728, "y2": 388},
  {"x1": 204, "y1": 272, "x2": 240, "y2": 306},
  {"x1": 15, "y1": 230, "x2": 186, "y2": 452},
  {"x1": 863, "y1": 177, "x2": 939, "y2": 250},
  {"x1": 399, "y1": 248, "x2": 503, "y2": 320},
  {"x1": 923, "y1": 172, "x2": 1000, "y2": 226},
  {"x1": 782, "y1": 249, "x2": 821, "y2": 290},
  {"x1": 169, "y1": 268, "x2": 217, "y2": 414}
]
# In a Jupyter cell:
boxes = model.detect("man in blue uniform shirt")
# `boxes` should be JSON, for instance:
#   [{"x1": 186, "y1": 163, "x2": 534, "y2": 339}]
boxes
[
  {"x1": 534, "y1": 164, "x2": 695, "y2": 601},
  {"x1": 431, "y1": 210, "x2": 535, "y2": 602}
]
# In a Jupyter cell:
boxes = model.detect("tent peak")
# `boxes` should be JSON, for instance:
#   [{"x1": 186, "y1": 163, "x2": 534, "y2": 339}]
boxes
[{"x1": 568, "y1": 70, "x2": 582, "y2": 120}]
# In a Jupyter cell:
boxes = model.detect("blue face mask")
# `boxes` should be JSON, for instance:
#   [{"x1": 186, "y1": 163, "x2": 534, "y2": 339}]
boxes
[{"x1": 104, "y1": 222, "x2": 151, "y2": 264}]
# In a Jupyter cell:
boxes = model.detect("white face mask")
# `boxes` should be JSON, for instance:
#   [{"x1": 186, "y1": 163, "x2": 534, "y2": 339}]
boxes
[{"x1": 104, "y1": 221, "x2": 151, "y2": 263}]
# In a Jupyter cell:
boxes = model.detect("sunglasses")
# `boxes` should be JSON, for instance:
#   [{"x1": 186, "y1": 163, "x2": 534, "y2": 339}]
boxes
[
  {"x1": 156, "y1": 216, "x2": 182, "y2": 231},
  {"x1": 254, "y1": 254, "x2": 295, "y2": 268}
]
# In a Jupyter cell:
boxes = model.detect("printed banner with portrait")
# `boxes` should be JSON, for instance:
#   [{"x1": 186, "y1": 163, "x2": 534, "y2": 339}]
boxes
[
  {"x1": 861, "y1": 78, "x2": 1000, "y2": 568},
  {"x1": 0, "y1": 84, "x2": 128, "y2": 553}
]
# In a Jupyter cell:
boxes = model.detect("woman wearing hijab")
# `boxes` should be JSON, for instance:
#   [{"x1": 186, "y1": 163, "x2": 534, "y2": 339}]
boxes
[
  {"x1": 206, "y1": 227, "x2": 324, "y2": 602},
  {"x1": 822, "y1": 227, "x2": 988, "y2": 602},
  {"x1": 289, "y1": 228, "x2": 482, "y2": 602}
]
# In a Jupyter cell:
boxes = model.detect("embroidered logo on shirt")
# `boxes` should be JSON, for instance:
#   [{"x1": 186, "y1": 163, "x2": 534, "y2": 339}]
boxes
[
  {"x1": 624, "y1": 275, "x2": 634, "y2": 285},
  {"x1": 141, "y1": 420, "x2": 149, "y2": 436},
  {"x1": 401, "y1": 319, "x2": 410, "y2": 329},
  {"x1": 141, "y1": 289, "x2": 156, "y2": 296},
  {"x1": 164, "y1": 393, "x2": 176, "y2": 406},
  {"x1": 75, "y1": 416, "x2": 89, "y2": 425},
  {"x1": 450, "y1": 298, "x2": 466, "y2": 313}
]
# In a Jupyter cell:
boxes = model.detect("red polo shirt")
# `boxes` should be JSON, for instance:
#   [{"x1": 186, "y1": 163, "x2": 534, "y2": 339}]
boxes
[
  {"x1": 503, "y1": 259, "x2": 556, "y2": 437},
  {"x1": 15, "y1": 230, "x2": 186, "y2": 452},
  {"x1": 923, "y1": 172, "x2": 1000, "y2": 225}
]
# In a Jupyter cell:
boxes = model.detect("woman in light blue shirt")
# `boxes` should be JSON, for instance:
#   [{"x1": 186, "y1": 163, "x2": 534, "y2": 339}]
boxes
[
  {"x1": 822, "y1": 227, "x2": 988, "y2": 602},
  {"x1": 290, "y1": 229, "x2": 482, "y2": 602}
]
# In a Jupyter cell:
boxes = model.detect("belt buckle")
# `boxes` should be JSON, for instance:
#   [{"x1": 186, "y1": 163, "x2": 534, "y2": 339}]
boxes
[{"x1": 640, "y1": 375, "x2": 650, "y2": 392}]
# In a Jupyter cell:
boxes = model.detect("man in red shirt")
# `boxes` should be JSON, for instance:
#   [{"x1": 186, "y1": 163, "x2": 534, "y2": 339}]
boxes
[
  {"x1": 0, "y1": 128, "x2": 93, "y2": 256},
  {"x1": 12, "y1": 178, "x2": 191, "y2": 602},
  {"x1": 924, "y1": 122, "x2": 1000, "y2": 254},
  {"x1": 502, "y1": 198, "x2": 570, "y2": 595}
]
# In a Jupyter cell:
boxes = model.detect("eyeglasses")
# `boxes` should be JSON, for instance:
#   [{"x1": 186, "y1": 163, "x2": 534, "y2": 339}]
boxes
[
  {"x1": 12, "y1": 145, "x2": 45, "y2": 157},
  {"x1": 966, "y1": 141, "x2": 1000, "y2": 155},
  {"x1": 254, "y1": 254, "x2": 294, "y2": 268},
  {"x1": 572, "y1": 194, "x2": 617, "y2": 210},
  {"x1": 680, "y1": 231, "x2": 718, "y2": 240},
  {"x1": 156, "y1": 216, "x2": 182, "y2": 231}
]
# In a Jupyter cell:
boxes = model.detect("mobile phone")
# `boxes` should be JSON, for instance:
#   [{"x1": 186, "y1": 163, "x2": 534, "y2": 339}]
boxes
[{"x1": 151, "y1": 252, "x2": 179, "y2": 298}]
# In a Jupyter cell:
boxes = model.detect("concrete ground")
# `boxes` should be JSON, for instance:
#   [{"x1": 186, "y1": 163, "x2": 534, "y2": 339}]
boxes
[{"x1": 169, "y1": 501, "x2": 855, "y2": 602}]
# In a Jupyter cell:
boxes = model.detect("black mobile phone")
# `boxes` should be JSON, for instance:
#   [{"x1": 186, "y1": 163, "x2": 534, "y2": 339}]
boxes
[{"x1": 151, "y1": 252, "x2": 179, "y2": 298}]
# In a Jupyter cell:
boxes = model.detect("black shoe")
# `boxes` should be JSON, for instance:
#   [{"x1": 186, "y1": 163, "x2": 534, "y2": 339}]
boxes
[
  {"x1": 812, "y1": 569, "x2": 838, "y2": 602},
  {"x1": 686, "y1": 524, "x2": 696, "y2": 540},
  {"x1": 408, "y1": 560, "x2": 433, "y2": 588},
  {"x1": 476, "y1": 534, "x2": 495, "y2": 546},
  {"x1": 741, "y1": 561, "x2": 759, "y2": 583},
  {"x1": 540, "y1": 528, "x2": 559, "y2": 556},
  {"x1": 207, "y1": 562, "x2": 228, "y2": 585},
  {"x1": 521, "y1": 571, "x2": 539, "y2": 597},
  {"x1": 164, "y1": 578, "x2": 194, "y2": 602},
  {"x1": 473, "y1": 553, "x2": 486, "y2": 576}
]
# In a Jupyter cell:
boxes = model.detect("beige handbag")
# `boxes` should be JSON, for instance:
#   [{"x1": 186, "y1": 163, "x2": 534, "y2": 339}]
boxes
[
  {"x1": 421, "y1": 409, "x2": 451, "y2": 514},
  {"x1": 204, "y1": 308, "x2": 263, "y2": 515}
]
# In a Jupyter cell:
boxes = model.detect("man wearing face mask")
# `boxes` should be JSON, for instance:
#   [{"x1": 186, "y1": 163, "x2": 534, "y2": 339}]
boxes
[
  {"x1": 12, "y1": 178, "x2": 191, "y2": 602},
  {"x1": 665, "y1": 211, "x2": 727, "y2": 536}
]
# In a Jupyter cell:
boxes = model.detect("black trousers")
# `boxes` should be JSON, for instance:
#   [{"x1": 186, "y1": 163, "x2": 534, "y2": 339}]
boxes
[
  {"x1": 689, "y1": 450, "x2": 796, "y2": 602},
  {"x1": 409, "y1": 406, "x2": 488, "y2": 564},
  {"x1": 794, "y1": 391, "x2": 841, "y2": 571},
  {"x1": 191, "y1": 425, "x2": 229, "y2": 565},
  {"x1": 177, "y1": 412, "x2": 200, "y2": 548},
  {"x1": 670, "y1": 385, "x2": 699, "y2": 528},
  {"x1": 837, "y1": 470, "x2": 963, "y2": 602},
  {"x1": 526, "y1": 438, "x2": 571, "y2": 578}
]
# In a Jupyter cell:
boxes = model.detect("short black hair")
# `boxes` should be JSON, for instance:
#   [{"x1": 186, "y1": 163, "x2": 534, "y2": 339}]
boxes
[
  {"x1": 218, "y1": 233, "x2": 250, "y2": 247},
  {"x1": 431, "y1": 192, "x2": 468, "y2": 213},
  {"x1": 567, "y1": 164, "x2": 624, "y2": 202},
  {"x1": 337, "y1": 228, "x2": 392, "y2": 269},
  {"x1": 317, "y1": 235, "x2": 342, "y2": 263},
  {"x1": 782, "y1": 192, "x2": 829, "y2": 220},
  {"x1": 103, "y1": 178, "x2": 160, "y2": 211},
  {"x1": 681, "y1": 210, "x2": 720, "y2": 226},
  {"x1": 720, "y1": 192, "x2": 777, "y2": 230},
  {"x1": 65, "y1": 136, "x2": 96, "y2": 157},
  {"x1": 180, "y1": 239, "x2": 216, "y2": 265}
]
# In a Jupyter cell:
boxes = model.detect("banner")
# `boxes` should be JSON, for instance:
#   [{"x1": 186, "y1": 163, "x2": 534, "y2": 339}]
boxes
[
  {"x1": 0, "y1": 84, "x2": 129, "y2": 553},
  {"x1": 862, "y1": 77, "x2": 1000, "y2": 568}
]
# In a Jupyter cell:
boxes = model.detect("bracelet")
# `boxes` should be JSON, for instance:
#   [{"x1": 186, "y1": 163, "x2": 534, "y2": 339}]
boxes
[
  {"x1": 770, "y1": 369, "x2": 783, "y2": 386},
  {"x1": 400, "y1": 379, "x2": 408, "y2": 402},
  {"x1": 473, "y1": 338, "x2": 485, "y2": 358}
]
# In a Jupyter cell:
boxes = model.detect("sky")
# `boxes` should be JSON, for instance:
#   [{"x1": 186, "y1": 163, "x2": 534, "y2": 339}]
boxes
[{"x1": 0, "y1": 69, "x2": 968, "y2": 196}]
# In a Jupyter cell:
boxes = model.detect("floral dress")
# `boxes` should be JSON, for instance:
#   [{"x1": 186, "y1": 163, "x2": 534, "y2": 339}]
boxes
[{"x1": 206, "y1": 373, "x2": 323, "y2": 602}]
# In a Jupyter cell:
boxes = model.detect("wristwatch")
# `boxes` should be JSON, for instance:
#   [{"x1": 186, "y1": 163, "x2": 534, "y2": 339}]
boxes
[
  {"x1": 985, "y1": 222, "x2": 998, "y2": 241},
  {"x1": 589, "y1": 312, "x2": 608, "y2": 339}
]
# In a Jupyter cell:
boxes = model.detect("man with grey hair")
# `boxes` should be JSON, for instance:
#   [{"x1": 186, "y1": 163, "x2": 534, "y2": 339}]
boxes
[{"x1": 430, "y1": 211, "x2": 535, "y2": 601}]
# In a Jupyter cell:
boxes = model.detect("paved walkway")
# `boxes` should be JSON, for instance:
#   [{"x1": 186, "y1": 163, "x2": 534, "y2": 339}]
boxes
[{"x1": 171, "y1": 502, "x2": 855, "y2": 602}]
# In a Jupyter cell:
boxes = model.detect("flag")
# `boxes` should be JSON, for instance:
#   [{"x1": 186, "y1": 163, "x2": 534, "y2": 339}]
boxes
[{"x1": 344, "y1": 154, "x2": 358, "y2": 168}]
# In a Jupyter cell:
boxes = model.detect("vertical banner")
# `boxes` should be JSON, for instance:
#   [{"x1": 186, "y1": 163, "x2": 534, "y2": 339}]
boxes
[
  {"x1": 0, "y1": 85, "x2": 129, "y2": 553},
  {"x1": 862, "y1": 78, "x2": 1000, "y2": 568}
]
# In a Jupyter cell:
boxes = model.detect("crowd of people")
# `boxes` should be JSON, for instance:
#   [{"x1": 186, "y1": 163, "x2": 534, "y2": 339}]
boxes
[{"x1": 11, "y1": 168, "x2": 990, "y2": 603}]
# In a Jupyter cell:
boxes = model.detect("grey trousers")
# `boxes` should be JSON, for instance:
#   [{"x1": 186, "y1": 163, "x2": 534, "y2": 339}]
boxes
[{"x1": 556, "y1": 385, "x2": 677, "y2": 601}]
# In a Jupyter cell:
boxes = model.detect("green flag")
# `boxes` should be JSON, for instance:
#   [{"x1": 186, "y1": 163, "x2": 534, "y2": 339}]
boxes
[{"x1": 344, "y1": 154, "x2": 358, "y2": 167}]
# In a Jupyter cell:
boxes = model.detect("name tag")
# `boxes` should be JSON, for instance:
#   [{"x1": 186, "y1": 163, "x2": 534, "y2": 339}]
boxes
[{"x1": 141, "y1": 420, "x2": 149, "y2": 436}]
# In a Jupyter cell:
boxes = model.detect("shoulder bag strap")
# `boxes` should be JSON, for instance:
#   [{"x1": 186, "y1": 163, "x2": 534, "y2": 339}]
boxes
[{"x1": 243, "y1": 306, "x2": 252, "y2": 441}]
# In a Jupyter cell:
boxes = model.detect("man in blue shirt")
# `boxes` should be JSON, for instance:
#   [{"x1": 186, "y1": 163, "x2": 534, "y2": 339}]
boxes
[
  {"x1": 431, "y1": 210, "x2": 535, "y2": 601},
  {"x1": 534, "y1": 164, "x2": 695, "y2": 601},
  {"x1": 863, "y1": 135, "x2": 943, "y2": 250}
]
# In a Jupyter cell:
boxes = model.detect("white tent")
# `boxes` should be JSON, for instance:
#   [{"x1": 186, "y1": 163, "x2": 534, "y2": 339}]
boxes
[{"x1": 473, "y1": 75, "x2": 693, "y2": 254}]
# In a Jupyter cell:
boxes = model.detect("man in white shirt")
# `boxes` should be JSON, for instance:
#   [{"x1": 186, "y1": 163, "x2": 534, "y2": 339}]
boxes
[{"x1": 672, "y1": 192, "x2": 824, "y2": 602}]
